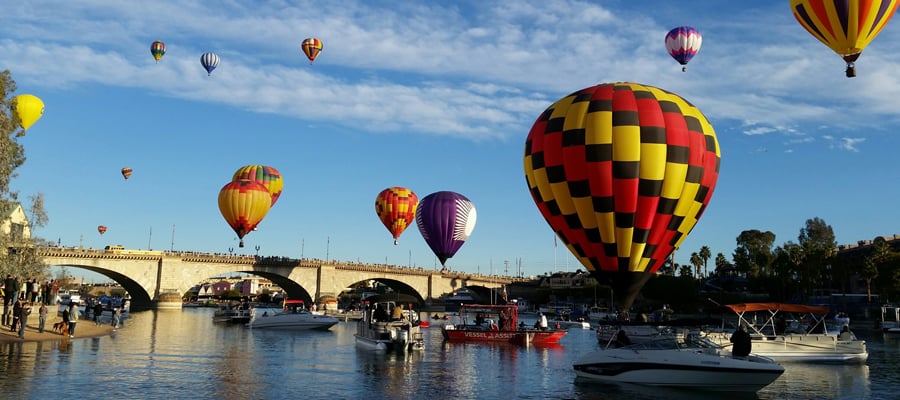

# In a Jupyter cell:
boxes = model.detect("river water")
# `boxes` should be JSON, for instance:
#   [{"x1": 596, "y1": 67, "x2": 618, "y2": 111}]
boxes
[{"x1": 0, "y1": 308, "x2": 897, "y2": 399}]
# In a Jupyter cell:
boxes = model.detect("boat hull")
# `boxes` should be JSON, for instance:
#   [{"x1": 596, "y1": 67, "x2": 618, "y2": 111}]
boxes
[
  {"x1": 573, "y1": 349, "x2": 784, "y2": 392},
  {"x1": 705, "y1": 332, "x2": 868, "y2": 364},
  {"x1": 441, "y1": 326, "x2": 566, "y2": 346}
]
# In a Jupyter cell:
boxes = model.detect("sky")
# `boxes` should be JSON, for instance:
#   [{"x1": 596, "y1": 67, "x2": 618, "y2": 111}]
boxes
[{"x1": 2, "y1": 0, "x2": 900, "y2": 283}]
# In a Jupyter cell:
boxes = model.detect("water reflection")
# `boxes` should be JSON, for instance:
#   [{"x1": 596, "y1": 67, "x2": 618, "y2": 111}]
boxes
[{"x1": 0, "y1": 310, "x2": 897, "y2": 399}]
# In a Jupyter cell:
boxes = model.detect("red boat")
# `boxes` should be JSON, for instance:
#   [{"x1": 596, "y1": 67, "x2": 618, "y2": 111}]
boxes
[{"x1": 441, "y1": 304, "x2": 567, "y2": 346}]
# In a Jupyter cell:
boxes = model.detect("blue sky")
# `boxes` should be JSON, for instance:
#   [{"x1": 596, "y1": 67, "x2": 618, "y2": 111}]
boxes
[{"x1": 3, "y1": 0, "x2": 900, "y2": 282}]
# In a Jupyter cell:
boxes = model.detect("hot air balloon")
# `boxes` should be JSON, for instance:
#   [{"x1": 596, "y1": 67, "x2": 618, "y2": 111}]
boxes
[
  {"x1": 301, "y1": 37, "x2": 323, "y2": 64},
  {"x1": 375, "y1": 187, "x2": 419, "y2": 245},
  {"x1": 11, "y1": 94, "x2": 44, "y2": 131},
  {"x1": 524, "y1": 82, "x2": 721, "y2": 312},
  {"x1": 98, "y1": 225, "x2": 107, "y2": 235},
  {"x1": 790, "y1": 0, "x2": 900, "y2": 77},
  {"x1": 121, "y1": 167, "x2": 133, "y2": 180},
  {"x1": 415, "y1": 191, "x2": 477, "y2": 267},
  {"x1": 150, "y1": 40, "x2": 166, "y2": 63},
  {"x1": 665, "y1": 26, "x2": 702, "y2": 72},
  {"x1": 218, "y1": 180, "x2": 272, "y2": 248},
  {"x1": 201, "y1": 52, "x2": 220, "y2": 76},
  {"x1": 232, "y1": 165, "x2": 283, "y2": 206}
]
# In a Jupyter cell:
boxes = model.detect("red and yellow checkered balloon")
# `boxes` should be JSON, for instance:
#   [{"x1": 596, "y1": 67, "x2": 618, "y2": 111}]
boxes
[
  {"x1": 375, "y1": 187, "x2": 419, "y2": 245},
  {"x1": 524, "y1": 82, "x2": 720, "y2": 311}
]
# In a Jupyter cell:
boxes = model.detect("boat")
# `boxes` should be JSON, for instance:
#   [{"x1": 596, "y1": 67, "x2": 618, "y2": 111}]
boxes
[
  {"x1": 704, "y1": 303, "x2": 868, "y2": 364},
  {"x1": 246, "y1": 300, "x2": 340, "y2": 330},
  {"x1": 587, "y1": 306, "x2": 616, "y2": 322},
  {"x1": 355, "y1": 299, "x2": 425, "y2": 352},
  {"x1": 573, "y1": 334, "x2": 785, "y2": 392},
  {"x1": 881, "y1": 305, "x2": 900, "y2": 333},
  {"x1": 441, "y1": 304, "x2": 567, "y2": 346},
  {"x1": 213, "y1": 301, "x2": 253, "y2": 323}
]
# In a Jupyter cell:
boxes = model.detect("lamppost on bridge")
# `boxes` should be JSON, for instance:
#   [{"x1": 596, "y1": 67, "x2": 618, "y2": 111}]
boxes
[
  {"x1": 228, "y1": 247, "x2": 233, "y2": 256},
  {"x1": 255, "y1": 245, "x2": 260, "y2": 257}
]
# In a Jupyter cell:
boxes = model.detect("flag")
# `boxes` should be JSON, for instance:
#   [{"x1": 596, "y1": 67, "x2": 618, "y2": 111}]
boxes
[{"x1": 501, "y1": 285, "x2": 508, "y2": 303}]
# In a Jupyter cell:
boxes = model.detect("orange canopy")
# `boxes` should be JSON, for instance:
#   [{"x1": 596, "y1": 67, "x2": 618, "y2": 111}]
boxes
[{"x1": 723, "y1": 303, "x2": 829, "y2": 315}]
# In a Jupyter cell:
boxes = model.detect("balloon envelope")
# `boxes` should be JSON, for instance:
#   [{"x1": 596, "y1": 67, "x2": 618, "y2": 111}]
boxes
[
  {"x1": 790, "y1": 0, "x2": 900, "y2": 76},
  {"x1": 524, "y1": 82, "x2": 720, "y2": 311},
  {"x1": 415, "y1": 191, "x2": 477, "y2": 267},
  {"x1": 11, "y1": 94, "x2": 44, "y2": 131},
  {"x1": 665, "y1": 26, "x2": 702, "y2": 71},
  {"x1": 121, "y1": 167, "x2": 133, "y2": 180},
  {"x1": 375, "y1": 187, "x2": 419, "y2": 245},
  {"x1": 201, "y1": 52, "x2": 220, "y2": 76},
  {"x1": 150, "y1": 40, "x2": 166, "y2": 63},
  {"x1": 301, "y1": 37, "x2": 323, "y2": 64},
  {"x1": 232, "y1": 165, "x2": 283, "y2": 206},
  {"x1": 98, "y1": 225, "x2": 107, "y2": 235},
  {"x1": 218, "y1": 180, "x2": 272, "y2": 247}
]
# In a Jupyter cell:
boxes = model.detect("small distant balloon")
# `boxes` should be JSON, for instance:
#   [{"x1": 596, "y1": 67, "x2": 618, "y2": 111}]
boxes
[
  {"x1": 201, "y1": 52, "x2": 220, "y2": 76},
  {"x1": 98, "y1": 225, "x2": 107, "y2": 235},
  {"x1": 150, "y1": 40, "x2": 166, "y2": 63},
  {"x1": 11, "y1": 94, "x2": 44, "y2": 132},
  {"x1": 665, "y1": 26, "x2": 702, "y2": 72},
  {"x1": 121, "y1": 167, "x2": 133, "y2": 180},
  {"x1": 301, "y1": 38, "x2": 323, "y2": 64}
]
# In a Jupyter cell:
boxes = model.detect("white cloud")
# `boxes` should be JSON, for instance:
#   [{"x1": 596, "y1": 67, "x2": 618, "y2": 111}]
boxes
[{"x1": 2, "y1": 1, "x2": 900, "y2": 142}]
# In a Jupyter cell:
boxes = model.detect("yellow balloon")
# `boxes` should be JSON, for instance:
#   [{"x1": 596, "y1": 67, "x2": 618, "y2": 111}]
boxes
[{"x1": 12, "y1": 94, "x2": 44, "y2": 130}]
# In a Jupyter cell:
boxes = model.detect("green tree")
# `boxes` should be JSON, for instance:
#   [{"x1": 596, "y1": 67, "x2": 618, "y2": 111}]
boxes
[
  {"x1": 733, "y1": 229, "x2": 776, "y2": 278},
  {"x1": 0, "y1": 70, "x2": 49, "y2": 279},
  {"x1": 863, "y1": 240, "x2": 891, "y2": 303},
  {"x1": 690, "y1": 252, "x2": 703, "y2": 279},
  {"x1": 797, "y1": 217, "x2": 837, "y2": 298},
  {"x1": 714, "y1": 252, "x2": 729, "y2": 276},
  {"x1": 699, "y1": 246, "x2": 712, "y2": 279}
]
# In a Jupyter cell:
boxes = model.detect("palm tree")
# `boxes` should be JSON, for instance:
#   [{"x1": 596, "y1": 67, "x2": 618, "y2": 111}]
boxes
[
  {"x1": 690, "y1": 252, "x2": 703, "y2": 279},
  {"x1": 699, "y1": 246, "x2": 711, "y2": 279}
]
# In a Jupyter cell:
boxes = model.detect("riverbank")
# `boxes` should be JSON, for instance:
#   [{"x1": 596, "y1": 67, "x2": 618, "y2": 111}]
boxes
[{"x1": 0, "y1": 318, "x2": 115, "y2": 342}]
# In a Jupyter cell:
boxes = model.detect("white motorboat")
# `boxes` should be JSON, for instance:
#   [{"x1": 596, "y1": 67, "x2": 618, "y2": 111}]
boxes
[
  {"x1": 705, "y1": 303, "x2": 868, "y2": 364},
  {"x1": 246, "y1": 300, "x2": 339, "y2": 330},
  {"x1": 573, "y1": 335, "x2": 785, "y2": 392},
  {"x1": 355, "y1": 300, "x2": 425, "y2": 352}
]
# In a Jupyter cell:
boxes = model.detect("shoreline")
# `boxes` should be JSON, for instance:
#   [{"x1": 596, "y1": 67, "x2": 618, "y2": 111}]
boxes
[{"x1": 0, "y1": 316, "x2": 116, "y2": 342}]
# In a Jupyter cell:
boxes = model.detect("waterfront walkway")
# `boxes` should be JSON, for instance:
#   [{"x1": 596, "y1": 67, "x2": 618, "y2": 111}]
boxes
[{"x1": 0, "y1": 318, "x2": 114, "y2": 342}]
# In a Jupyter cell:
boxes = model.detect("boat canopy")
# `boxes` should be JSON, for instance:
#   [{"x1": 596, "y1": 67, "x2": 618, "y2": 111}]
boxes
[{"x1": 724, "y1": 303, "x2": 829, "y2": 315}]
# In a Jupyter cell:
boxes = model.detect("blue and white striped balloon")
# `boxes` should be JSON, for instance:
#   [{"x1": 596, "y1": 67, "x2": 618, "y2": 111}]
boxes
[{"x1": 200, "y1": 52, "x2": 220, "y2": 76}]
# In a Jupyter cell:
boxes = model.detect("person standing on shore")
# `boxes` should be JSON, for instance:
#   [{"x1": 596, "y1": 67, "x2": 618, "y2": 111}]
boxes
[
  {"x1": 67, "y1": 304, "x2": 78, "y2": 338},
  {"x1": 112, "y1": 306, "x2": 121, "y2": 329},
  {"x1": 38, "y1": 302, "x2": 48, "y2": 333},
  {"x1": 10, "y1": 298, "x2": 22, "y2": 332},
  {"x1": 18, "y1": 301, "x2": 31, "y2": 339},
  {"x1": 93, "y1": 302, "x2": 104, "y2": 325}
]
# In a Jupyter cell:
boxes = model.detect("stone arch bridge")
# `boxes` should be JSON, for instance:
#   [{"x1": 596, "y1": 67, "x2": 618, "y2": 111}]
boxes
[{"x1": 37, "y1": 247, "x2": 519, "y2": 310}]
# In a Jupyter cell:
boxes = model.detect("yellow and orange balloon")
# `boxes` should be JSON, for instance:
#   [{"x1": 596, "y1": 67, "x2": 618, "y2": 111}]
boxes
[
  {"x1": 524, "y1": 82, "x2": 721, "y2": 311},
  {"x1": 121, "y1": 167, "x2": 133, "y2": 180},
  {"x1": 11, "y1": 94, "x2": 44, "y2": 132},
  {"x1": 790, "y1": 0, "x2": 900, "y2": 77},
  {"x1": 375, "y1": 187, "x2": 419, "y2": 245},
  {"x1": 218, "y1": 179, "x2": 272, "y2": 248}
]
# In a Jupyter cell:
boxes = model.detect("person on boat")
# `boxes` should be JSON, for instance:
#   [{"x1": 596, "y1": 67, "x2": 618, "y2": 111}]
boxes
[
  {"x1": 518, "y1": 321, "x2": 526, "y2": 330},
  {"x1": 539, "y1": 313, "x2": 549, "y2": 331},
  {"x1": 614, "y1": 329, "x2": 631, "y2": 348},
  {"x1": 839, "y1": 325, "x2": 854, "y2": 341},
  {"x1": 390, "y1": 304, "x2": 403, "y2": 321},
  {"x1": 730, "y1": 323, "x2": 752, "y2": 357},
  {"x1": 374, "y1": 304, "x2": 389, "y2": 323},
  {"x1": 475, "y1": 312, "x2": 485, "y2": 326}
]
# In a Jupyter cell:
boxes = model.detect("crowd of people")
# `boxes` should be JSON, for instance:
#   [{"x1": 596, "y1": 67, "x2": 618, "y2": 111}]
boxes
[{"x1": 2, "y1": 274, "x2": 124, "y2": 339}]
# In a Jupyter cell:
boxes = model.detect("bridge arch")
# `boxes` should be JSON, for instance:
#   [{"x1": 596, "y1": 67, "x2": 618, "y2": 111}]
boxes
[{"x1": 38, "y1": 247, "x2": 521, "y2": 309}]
